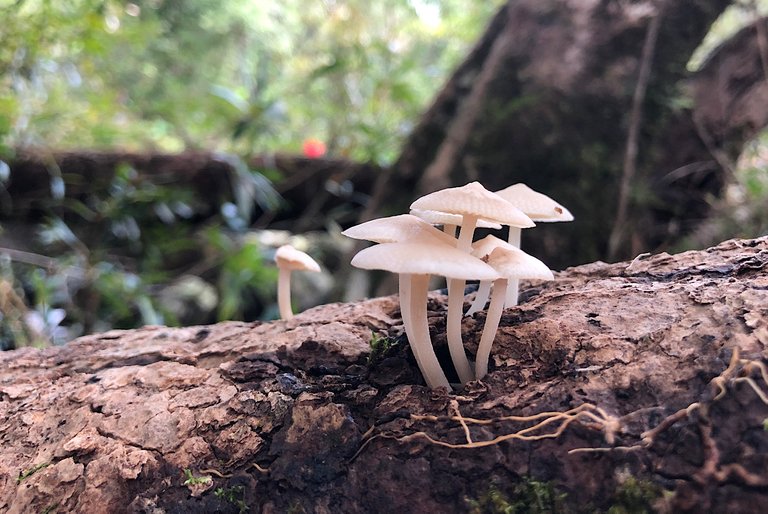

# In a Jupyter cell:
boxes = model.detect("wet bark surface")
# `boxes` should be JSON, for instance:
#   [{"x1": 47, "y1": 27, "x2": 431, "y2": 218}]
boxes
[{"x1": 2, "y1": 237, "x2": 768, "y2": 513}]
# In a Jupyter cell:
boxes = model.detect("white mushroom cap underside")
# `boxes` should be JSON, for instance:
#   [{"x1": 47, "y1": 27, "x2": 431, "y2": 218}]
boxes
[
  {"x1": 275, "y1": 245, "x2": 321, "y2": 272},
  {"x1": 410, "y1": 182, "x2": 535, "y2": 228},
  {"x1": 351, "y1": 242, "x2": 500, "y2": 280},
  {"x1": 485, "y1": 246, "x2": 554, "y2": 281},
  {"x1": 494, "y1": 183, "x2": 574, "y2": 222},
  {"x1": 410, "y1": 209, "x2": 502, "y2": 229},
  {"x1": 341, "y1": 214, "x2": 456, "y2": 245}
]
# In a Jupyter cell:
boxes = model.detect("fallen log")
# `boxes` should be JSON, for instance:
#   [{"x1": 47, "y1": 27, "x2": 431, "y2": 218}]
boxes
[
  {"x1": 1, "y1": 237, "x2": 767, "y2": 512},
  {"x1": 1, "y1": 150, "x2": 382, "y2": 230}
]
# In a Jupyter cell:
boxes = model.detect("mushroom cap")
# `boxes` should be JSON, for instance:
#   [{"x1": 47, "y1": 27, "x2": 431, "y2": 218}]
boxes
[
  {"x1": 485, "y1": 245, "x2": 554, "y2": 281},
  {"x1": 410, "y1": 182, "x2": 535, "y2": 229},
  {"x1": 494, "y1": 183, "x2": 573, "y2": 222},
  {"x1": 341, "y1": 214, "x2": 456, "y2": 246},
  {"x1": 410, "y1": 209, "x2": 502, "y2": 230},
  {"x1": 351, "y1": 242, "x2": 500, "y2": 281},
  {"x1": 274, "y1": 245, "x2": 321, "y2": 272},
  {"x1": 471, "y1": 234, "x2": 515, "y2": 259}
]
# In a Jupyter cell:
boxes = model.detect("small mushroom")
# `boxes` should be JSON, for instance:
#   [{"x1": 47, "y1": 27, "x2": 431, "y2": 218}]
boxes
[
  {"x1": 342, "y1": 214, "x2": 457, "y2": 246},
  {"x1": 342, "y1": 214, "x2": 457, "y2": 330},
  {"x1": 410, "y1": 182, "x2": 534, "y2": 384},
  {"x1": 494, "y1": 183, "x2": 572, "y2": 307},
  {"x1": 351, "y1": 241, "x2": 498, "y2": 389},
  {"x1": 410, "y1": 182, "x2": 534, "y2": 252},
  {"x1": 471, "y1": 241, "x2": 554, "y2": 379},
  {"x1": 467, "y1": 183, "x2": 572, "y2": 314},
  {"x1": 274, "y1": 244, "x2": 321, "y2": 320}
]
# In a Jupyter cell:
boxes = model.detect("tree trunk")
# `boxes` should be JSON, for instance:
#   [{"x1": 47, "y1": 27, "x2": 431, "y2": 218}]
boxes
[
  {"x1": 2, "y1": 237, "x2": 767, "y2": 513},
  {"x1": 372, "y1": 0, "x2": 768, "y2": 269}
]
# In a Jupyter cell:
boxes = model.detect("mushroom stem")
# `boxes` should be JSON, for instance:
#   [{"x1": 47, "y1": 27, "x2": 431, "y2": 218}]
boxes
[
  {"x1": 442, "y1": 223, "x2": 458, "y2": 238},
  {"x1": 456, "y1": 214, "x2": 479, "y2": 252},
  {"x1": 465, "y1": 280, "x2": 492, "y2": 316},
  {"x1": 398, "y1": 273, "x2": 411, "y2": 330},
  {"x1": 505, "y1": 227, "x2": 523, "y2": 307},
  {"x1": 445, "y1": 213, "x2": 481, "y2": 384},
  {"x1": 404, "y1": 273, "x2": 450, "y2": 389},
  {"x1": 277, "y1": 268, "x2": 293, "y2": 320},
  {"x1": 447, "y1": 278, "x2": 475, "y2": 384},
  {"x1": 505, "y1": 280, "x2": 521, "y2": 308},
  {"x1": 508, "y1": 226, "x2": 522, "y2": 247},
  {"x1": 476, "y1": 278, "x2": 508, "y2": 379}
]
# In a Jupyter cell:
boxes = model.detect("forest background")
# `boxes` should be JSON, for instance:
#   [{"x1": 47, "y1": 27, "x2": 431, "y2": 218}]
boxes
[{"x1": 1, "y1": 0, "x2": 768, "y2": 349}]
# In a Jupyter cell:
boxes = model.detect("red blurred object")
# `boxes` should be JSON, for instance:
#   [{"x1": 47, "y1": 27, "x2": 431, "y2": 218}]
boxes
[{"x1": 302, "y1": 138, "x2": 327, "y2": 158}]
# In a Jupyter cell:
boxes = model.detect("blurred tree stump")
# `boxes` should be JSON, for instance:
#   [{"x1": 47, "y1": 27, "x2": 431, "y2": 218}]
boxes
[
  {"x1": 372, "y1": 0, "x2": 768, "y2": 267},
  {"x1": 1, "y1": 237, "x2": 768, "y2": 512}
]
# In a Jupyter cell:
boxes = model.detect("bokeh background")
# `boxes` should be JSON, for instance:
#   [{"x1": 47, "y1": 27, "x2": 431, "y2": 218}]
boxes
[{"x1": 1, "y1": 0, "x2": 767, "y2": 348}]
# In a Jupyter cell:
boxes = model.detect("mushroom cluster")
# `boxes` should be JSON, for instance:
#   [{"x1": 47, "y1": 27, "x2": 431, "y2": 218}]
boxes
[{"x1": 344, "y1": 181, "x2": 571, "y2": 389}]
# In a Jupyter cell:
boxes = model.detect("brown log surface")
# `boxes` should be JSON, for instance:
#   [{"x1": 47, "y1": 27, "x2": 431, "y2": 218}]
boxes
[{"x1": 2, "y1": 238, "x2": 768, "y2": 512}]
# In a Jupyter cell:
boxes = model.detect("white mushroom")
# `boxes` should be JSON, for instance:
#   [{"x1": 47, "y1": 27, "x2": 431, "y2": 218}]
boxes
[
  {"x1": 494, "y1": 183, "x2": 572, "y2": 308},
  {"x1": 472, "y1": 242, "x2": 554, "y2": 379},
  {"x1": 467, "y1": 183, "x2": 572, "y2": 314},
  {"x1": 274, "y1": 245, "x2": 321, "y2": 320},
  {"x1": 351, "y1": 242, "x2": 499, "y2": 389},
  {"x1": 410, "y1": 182, "x2": 534, "y2": 252},
  {"x1": 410, "y1": 182, "x2": 534, "y2": 384},
  {"x1": 342, "y1": 214, "x2": 456, "y2": 331},
  {"x1": 342, "y1": 214, "x2": 457, "y2": 246}
]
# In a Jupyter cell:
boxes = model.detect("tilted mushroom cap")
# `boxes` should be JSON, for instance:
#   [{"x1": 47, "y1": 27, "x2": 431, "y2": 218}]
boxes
[
  {"x1": 494, "y1": 183, "x2": 573, "y2": 222},
  {"x1": 410, "y1": 209, "x2": 502, "y2": 230},
  {"x1": 410, "y1": 182, "x2": 535, "y2": 229},
  {"x1": 485, "y1": 245, "x2": 554, "y2": 281},
  {"x1": 351, "y1": 242, "x2": 500, "y2": 281},
  {"x1": 275, "y1": 245, "x2": 321, "y2": 272},
  {"x1": 471, "y1": 234, "x2": 515, "y2": 260},
  {"x1": 342, "y1": 214, "x2": 456, "y2": 246}
]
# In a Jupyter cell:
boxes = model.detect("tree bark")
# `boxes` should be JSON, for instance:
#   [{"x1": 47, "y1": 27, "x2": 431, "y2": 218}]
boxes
[
  {"x1": 375, "y1": 0, "x2": 768, "y2": 269},
  {"x1": 2, "y1": 237, "x2": 768, "y2": 512}
]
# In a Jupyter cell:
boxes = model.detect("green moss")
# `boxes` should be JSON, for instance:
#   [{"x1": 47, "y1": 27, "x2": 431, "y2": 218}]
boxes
[
  {"x1": 467, "y1": 475, "x2": 665, "y2": 514},
  {"x1": 182, "y1": 468, "x2": 212, "y2": 486},
  {"x1": 606, "y1": 476, "x2": 662, "y2": 514},
  {"x1": 16, "y1": 462, "x2": 49, "y2": 483},
  {"x1": 467, "y1": 480, "x2": 568, "y2": 514},
  {"x1": 367, "y1": 332, "x2": 400, "y2": 365},
  {"x1": 214, "y1": 485, "x2": 248, "y2": 513}
]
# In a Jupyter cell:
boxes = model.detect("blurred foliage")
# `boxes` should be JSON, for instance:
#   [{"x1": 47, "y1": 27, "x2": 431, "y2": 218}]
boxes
[
  {"x1": 674, "y1": 0, "x2": 768, "y2": 251},
  {"x1": 688, "y1": 0, "x2": 768, "y2": 71},
  {"x1": 0, "y1": 0, "x2": 501, "y2": 348},
  {"x1": 0, "y1": 0, "x2": 502, "y2": 163},
  {"x1": 0, "y1": 155, "x2": 284, "y2": 349},
  {"x1": 3, "y1": 0, "x2": 768, "y2": 349},
  {"x1": 675, "y1": 131, "x2": 768, "y2": 251}
]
